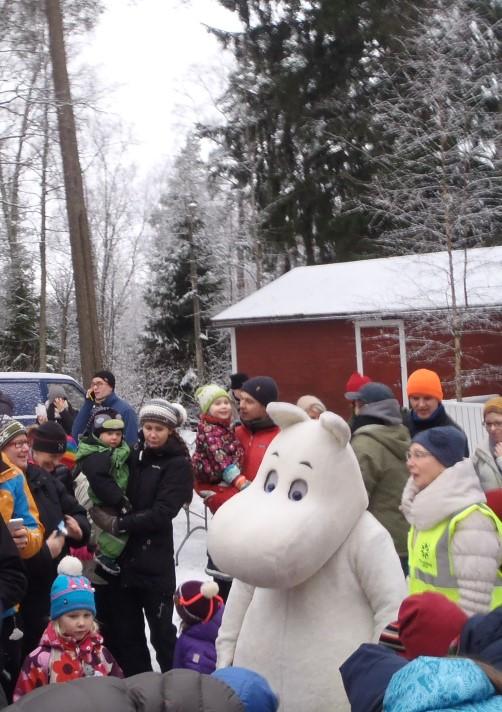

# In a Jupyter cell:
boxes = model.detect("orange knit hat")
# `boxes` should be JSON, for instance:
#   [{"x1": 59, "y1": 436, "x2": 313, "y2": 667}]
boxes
[
  {"x1": 484, "y1": 397, "x2": 502, "y2": 417},
  {"x1": 407, "y1": 369, "x2": 443, "y2": 401}
]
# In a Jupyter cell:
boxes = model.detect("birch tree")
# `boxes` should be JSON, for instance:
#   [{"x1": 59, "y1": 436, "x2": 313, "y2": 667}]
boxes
[{"x1": 362, "y1": 0, "x2": 502, "y2": 397}]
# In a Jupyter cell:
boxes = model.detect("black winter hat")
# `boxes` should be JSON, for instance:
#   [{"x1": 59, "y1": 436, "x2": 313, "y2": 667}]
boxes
[
  {"x1": 92, "y1": 370, "x2": 116, "y2": 390},
  {"x1": 241, "y1": 376, "x2": 278, "y2": 407},
  {"x1": 230, "y1": 372, "x2": 249, "y2": 391},
  {"x1": 32, "y1": 421, "x2": 67, "y2": 454}
]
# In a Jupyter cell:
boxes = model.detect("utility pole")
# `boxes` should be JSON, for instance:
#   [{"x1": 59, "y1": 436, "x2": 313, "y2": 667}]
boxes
[
  {"x1": 44, "y1": 0, "x2": 102, "y2": 382},
  {"x1": 187, "y1": 201, "x2": 204, "y2": 382}
]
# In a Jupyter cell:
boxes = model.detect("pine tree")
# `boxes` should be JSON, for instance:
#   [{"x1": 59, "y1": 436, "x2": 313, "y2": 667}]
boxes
[
  {"x1": 202, "y1": 0, "x2": 430, "y2": 265},
  {"x1": 141, "y1": 139, "x2": 229, "y2": 407}
]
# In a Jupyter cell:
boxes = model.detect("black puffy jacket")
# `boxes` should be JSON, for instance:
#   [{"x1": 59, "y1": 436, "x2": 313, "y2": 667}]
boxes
[
  {"x1": 5, "y1": 668, "x2": 276, "y2": 712},
  {"x1": 119, "y1": 433, "x2": 193, "y2": 589}
]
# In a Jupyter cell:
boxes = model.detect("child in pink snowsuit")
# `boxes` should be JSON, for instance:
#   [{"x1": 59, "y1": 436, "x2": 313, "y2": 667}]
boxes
[{"x1": 192, "y1": 384, "x2": 247, "y2": 511}]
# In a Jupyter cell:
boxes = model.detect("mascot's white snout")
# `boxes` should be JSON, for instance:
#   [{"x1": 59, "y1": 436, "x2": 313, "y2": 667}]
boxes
[{"x1": 208, "y1": 402, "x2": 407, "y2": 712}]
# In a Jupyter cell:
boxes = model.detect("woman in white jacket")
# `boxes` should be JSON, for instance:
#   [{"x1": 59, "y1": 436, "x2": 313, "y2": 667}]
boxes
[
  {"x1": 402, "y1": 425, "x2": 502, "y2": 616},
  {"x1": 472, "y1": 397, "x2": 502, "y2": 491}
]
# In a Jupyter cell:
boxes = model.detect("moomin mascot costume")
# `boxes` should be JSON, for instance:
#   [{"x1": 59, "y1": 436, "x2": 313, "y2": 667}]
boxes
[{"x1": 208, "y1": 403, "x2": 407, "y2": 712}]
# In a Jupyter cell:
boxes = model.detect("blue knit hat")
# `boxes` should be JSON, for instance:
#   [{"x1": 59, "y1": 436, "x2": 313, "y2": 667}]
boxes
[
  {"x1": 412, "y1": 426, "x2": 467, "y2": 468},
  {"x1": 212, "y1": 667, "x2": 279, "y2": 712},
  {"x1": 50, "y1": 556, "x2": 96, "y2": 620}
]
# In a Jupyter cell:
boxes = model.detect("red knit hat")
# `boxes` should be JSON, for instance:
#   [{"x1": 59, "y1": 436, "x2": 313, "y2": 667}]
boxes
[
  {"x1": 398, "y1": 592, "x2": 467, "y2": 660},
  {"x1": 406, "y1": 369, "x2": 443, "y2": 401},
  {"x1": 344, "y1": 372, "x2": 371, "y2": 399}
]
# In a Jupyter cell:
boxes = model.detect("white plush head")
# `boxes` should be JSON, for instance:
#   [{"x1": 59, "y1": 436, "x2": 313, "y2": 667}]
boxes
[{"x1": 207, "y1": 402, "x2": 369, "y2": 589}]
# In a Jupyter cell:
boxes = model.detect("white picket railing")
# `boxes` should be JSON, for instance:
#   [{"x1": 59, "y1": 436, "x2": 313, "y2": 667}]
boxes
[{"x1": 443, "y1": 398, "x2": 496, "y2": 453}]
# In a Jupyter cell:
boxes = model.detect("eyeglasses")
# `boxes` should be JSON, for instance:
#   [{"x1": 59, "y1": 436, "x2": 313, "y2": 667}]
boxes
[
  {"x1": 484, "y1": 421, "x2": 502, "y2": 430},
  {"x1": 10, "y1": 440, "x2": 29, "y2": 450},
  {"x1": 406, "y1": 450, "x2": 432, "y2": 461}
]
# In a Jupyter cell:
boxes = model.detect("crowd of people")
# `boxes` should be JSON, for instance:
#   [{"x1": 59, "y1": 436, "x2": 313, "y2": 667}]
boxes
[{"x1": 0, "y1": 366, "x2": 501, "y2": 710}]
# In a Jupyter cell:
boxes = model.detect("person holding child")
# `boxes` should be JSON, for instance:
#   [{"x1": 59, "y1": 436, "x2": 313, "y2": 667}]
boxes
[{"x1": 13, "y1": 556, "x2": 122, "y2": 700}]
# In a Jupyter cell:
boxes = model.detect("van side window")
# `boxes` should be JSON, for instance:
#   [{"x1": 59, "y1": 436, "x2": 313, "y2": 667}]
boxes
[{"x1": 46, "y1": 383, "x2": 85, "y2": 411}]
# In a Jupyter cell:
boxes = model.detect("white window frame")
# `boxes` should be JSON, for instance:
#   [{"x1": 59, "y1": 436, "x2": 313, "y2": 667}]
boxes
[{"x1": 354, "y1": 319, "x2": 408, "y2": 405}]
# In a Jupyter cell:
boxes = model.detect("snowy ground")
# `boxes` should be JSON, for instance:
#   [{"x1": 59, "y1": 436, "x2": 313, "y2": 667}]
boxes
[{"x1": 147, "y1": 489, "x2": 210, "y2": 670}]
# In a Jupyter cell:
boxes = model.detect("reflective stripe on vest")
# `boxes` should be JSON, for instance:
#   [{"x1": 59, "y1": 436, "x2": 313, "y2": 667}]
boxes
[{"x1": 408, "y1": 504, "x2": 502, "y2": 609}]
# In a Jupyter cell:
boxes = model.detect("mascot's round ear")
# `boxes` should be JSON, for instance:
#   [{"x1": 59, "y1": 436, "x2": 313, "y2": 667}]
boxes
[
  {"x1": 267, "y1": 402, "x2": 310, "y2": 429},
  {"x1": 319, "y1": 411, "x2": 351, "y2": 448}
]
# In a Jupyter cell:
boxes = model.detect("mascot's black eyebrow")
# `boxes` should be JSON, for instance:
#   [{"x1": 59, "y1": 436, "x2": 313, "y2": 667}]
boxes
[{"x1": 299, "y1": 461, "x2": 312, "y2": 469}]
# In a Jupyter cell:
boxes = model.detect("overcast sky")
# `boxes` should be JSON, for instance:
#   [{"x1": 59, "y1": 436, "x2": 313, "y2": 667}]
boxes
[{"x1": 81, "y1": 0, "x2": 241, "y2": 173}]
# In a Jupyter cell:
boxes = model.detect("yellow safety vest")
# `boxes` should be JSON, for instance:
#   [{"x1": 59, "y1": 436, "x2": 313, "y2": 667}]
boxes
[{"x1": 408, "y1": 503, "x2": 502, "y2": 609}]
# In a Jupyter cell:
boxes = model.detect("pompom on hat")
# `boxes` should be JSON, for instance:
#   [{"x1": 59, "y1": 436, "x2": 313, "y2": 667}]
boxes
[
  {"x1": 174, "y1": 580, "x2": 223, "y2": 625},
  {"x1": 195, "y1": 384, "x2": 229, "y2": 415},
  {"x1": 412, "y1": 425, "x2": 467, "y2": 468},
  {"x1": 484, "y1": 397, "x2": 502, "y2": 418},
  {"x1": 139, "y1": 399, "x2": 187, "y2": 429},
  {"x1": 407, "y1": 369, "x2": 443, "y2": 401},
  {"x1": 50, "y1": 556, "x2": 96, "y2": 620},
  {"x1": 0, "y1": 417, "x2": 26, "y2": 451}
]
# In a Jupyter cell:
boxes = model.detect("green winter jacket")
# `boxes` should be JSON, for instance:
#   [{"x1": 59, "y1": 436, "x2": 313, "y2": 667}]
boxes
[
  {"x1": 351, "y1": 401, "x2": 410, "y2": 556},
  {"x1": 76, "y1": 437, "x2": 131, "y2": 559},
  {"x1": 76, "y1": 436, "x2": 130, "y2": 504}
]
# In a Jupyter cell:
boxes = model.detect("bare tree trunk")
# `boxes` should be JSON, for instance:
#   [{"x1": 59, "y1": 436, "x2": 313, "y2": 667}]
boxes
[
  {"x1": 44, "y1": 0, "x2": 102, "y2": 382},
  {"x1": 188, "y1": 224, "x2": 204, "y2": 381},
  {"x1": 39, "y1": 83, "x2": 50, "y2": 371}
]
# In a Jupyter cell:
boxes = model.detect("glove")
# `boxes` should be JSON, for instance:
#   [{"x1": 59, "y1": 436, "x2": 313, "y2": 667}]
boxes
[
  {"x1": 222, "y1": 464, "x2": 250, "y2": 491},
  {"x1": 119, "y1": 496, "x2": 133, "y2": 515},
  {"x1": 89, "y1": 506, "x2": 119, "y2": 534}
]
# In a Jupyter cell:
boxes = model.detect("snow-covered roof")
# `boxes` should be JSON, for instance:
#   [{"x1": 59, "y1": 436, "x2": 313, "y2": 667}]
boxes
[{"x1": 213, "y1": 246, "x2": 502, "y2": 326}]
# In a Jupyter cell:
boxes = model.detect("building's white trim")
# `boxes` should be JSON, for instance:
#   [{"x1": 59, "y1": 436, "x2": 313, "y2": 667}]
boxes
[
  {"x1": 354, "y1": 319, "x2": 408, "y2": 403},
  {"x1": 230, "y1": 328, "x2": 237, "y2": 372}
]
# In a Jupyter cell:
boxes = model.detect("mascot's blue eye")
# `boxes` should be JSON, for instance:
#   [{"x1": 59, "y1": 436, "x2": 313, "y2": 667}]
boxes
[
  {"x1": 264, "y1": 470, "x2": 278, "y2": 493},
  {"x1": 288, "y1": 479, "x2": 308, "y2": 501}
]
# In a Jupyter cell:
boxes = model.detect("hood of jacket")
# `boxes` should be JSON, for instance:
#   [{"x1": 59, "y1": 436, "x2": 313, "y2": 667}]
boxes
[
  {"x1": 339, "y1": 643, "x2": 407, "y2": 712},
  {"x1": 358, "y1": 398, "x2": 403, "y2": 426},
  {"x1": 400, "y1": 459, "x2": 486, "y2": 530},
  {"x1": 459, "y1": 607, "x2": 502, "y2": 668},
  {"x1": 383, "y1": 656, "x2": 498, "y2": 711},
  {"x1": 351, "y1": 422, "x2": 410, "y2": 460}
]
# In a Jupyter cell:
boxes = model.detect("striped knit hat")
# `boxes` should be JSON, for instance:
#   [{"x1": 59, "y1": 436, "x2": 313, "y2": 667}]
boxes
[
  {"x1": 50, "y1": 556, "x2": 96, "y2": 619},
  {"x1": 139, "y1": 399, "x2": 187, "y2": 429},
  {"x1": 0, "y1": 417, "x2": 26, "y2": 451}
]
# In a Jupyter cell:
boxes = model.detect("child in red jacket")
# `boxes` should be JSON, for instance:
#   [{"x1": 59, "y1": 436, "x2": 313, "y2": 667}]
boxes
[{"x1": 192, "y1": 384, "x2": 247, "y2": 513}]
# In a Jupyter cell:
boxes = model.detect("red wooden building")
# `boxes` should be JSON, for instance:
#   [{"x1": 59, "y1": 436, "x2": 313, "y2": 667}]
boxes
[{"x1": 212, "y1": 247, "x2": 502, "y2": 415}]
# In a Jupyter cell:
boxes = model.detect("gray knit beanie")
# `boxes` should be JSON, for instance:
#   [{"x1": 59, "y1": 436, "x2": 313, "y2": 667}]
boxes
[{"x1": 139, "y1": 399, "x2": 187, "y2": 429}]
